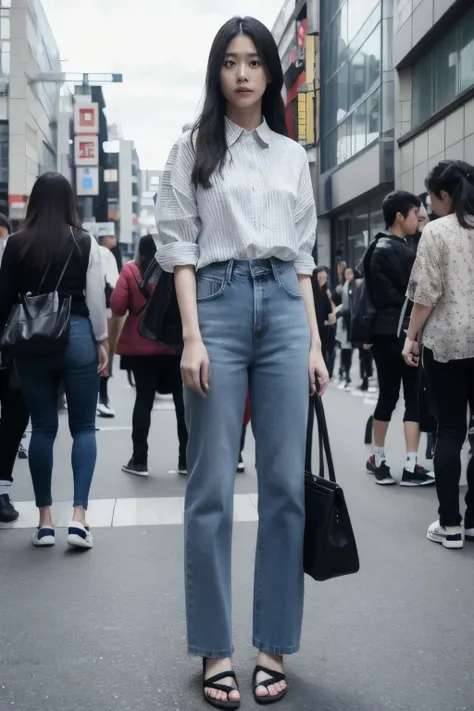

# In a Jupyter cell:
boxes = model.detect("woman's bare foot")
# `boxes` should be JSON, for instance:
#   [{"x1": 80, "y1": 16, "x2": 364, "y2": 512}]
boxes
[
  {"x1": 255, "y1": 652, "x2": 287, "y2": 699},
  {"x1": 204, "y1": 657, "x2": 240, "y2": 704}
]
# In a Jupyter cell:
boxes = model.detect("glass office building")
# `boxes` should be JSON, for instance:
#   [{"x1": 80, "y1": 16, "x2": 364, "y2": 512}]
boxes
[
  {"x1": 318, "y1": 0, "x2": 395, "y2": 270},
  {"x1": 394, "y1": 0, "x2": 474, "y2": 195}
]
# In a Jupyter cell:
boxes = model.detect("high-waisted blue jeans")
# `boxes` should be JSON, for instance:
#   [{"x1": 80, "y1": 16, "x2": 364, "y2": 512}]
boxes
[
  {"x1": 16, "y1": 316, "x2": 99, "y2": 510},
  {"x1": 184, "y1": 259, "x2": 310, "y2": 658}
]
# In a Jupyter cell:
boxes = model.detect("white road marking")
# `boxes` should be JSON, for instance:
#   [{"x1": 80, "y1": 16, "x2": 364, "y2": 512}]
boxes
[{"x1": 0, "y1": 494, "x2": 259, "y2": 530}]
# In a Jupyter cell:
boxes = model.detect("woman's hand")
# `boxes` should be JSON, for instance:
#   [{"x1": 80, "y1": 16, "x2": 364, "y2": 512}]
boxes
[
  {"x1": 309, "y1": 346, "x2": 329, "y2": 396},
  {"x1": 403, "y1": 336, "x2": 420, "y2": 367},
  {"x1": 181, "y1": 337, "x2": 210, "y2": 397},
  {"x1": 98, "y1": 342, "x2": 109, "y2": 375}
]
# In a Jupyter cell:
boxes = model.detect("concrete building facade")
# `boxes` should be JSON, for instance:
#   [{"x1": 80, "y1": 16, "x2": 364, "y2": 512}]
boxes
[
  {"x1": 8, "y1": 0, "x2": 61, "y2": 221},
  {"x1": 394, "y1": 0, "x2": 474, "y2": 194}
]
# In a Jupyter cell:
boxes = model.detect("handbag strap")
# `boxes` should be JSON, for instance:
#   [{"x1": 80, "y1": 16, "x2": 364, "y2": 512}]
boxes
[
  {"x1": 131, "y1": 269, "x2": 150, "y2": 316},
  {"x1": 314, "y1": 394, "x2": 336, "y2": 483},
  {"x1": 37, "y1": 226, "x2": 77, "y2": 294}
]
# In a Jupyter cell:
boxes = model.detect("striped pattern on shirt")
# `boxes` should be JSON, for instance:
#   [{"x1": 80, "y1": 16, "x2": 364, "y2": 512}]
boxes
[{"x1": 154, "y1": 117, "x2": 317, "y2": 275}]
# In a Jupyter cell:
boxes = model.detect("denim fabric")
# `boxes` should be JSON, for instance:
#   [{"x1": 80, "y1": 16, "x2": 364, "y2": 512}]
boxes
[
  {"x1": 184, "y1": 259, "x2": 310, "y2": 658},
  {"x1": 16, "y1": 316, "x2": 99, "y2": 509}
]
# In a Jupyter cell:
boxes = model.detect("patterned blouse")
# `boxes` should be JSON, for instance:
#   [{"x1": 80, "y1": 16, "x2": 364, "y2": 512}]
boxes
[{"x1": 407, "y1": 213, "x2": 474, "y2": 363}]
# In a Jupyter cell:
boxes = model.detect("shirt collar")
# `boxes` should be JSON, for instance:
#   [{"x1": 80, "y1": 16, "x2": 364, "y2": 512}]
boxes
[{"x1": 225, "y1": 116, "x2": 272, "y2": 148}]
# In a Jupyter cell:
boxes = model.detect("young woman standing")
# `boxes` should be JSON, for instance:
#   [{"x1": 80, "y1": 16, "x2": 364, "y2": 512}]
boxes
[
  {"x1": 155, "y1": 16, "x2": 328, "y2": 709},
  {"x1": 403, "y1": 159, "x2": 474, "y2": 550}
]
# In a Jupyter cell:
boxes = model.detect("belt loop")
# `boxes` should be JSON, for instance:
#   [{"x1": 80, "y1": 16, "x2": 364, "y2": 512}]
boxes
[
  {"x1": 225, "y1": 259, "x2": 234, "y2": 284},
  {"x1": 270, "y1": 257, "x2": 281, "y2": 286}
]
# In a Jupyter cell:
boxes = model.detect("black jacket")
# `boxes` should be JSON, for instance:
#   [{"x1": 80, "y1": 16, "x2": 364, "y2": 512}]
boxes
[{"x1": 368, "y1": 231, "x2": 416, "y2": 336}]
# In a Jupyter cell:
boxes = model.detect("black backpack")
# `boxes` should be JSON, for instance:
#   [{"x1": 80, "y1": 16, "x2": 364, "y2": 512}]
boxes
[{"x1": 350, "y1": 240, "x2": 378, "y2": 344}]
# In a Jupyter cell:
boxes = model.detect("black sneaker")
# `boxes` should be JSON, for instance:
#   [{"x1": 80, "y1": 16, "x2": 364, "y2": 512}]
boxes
[
  {"x1": 18, "y1": 442, "x2": 28, "y2": 460},
  {"x1": 0, "y1": 493, "x2": 20, "y2": 523},
  {"x1": 122, "y1": 458, "x2": 149, "y2": 477},
  {"x1": 401, "y1": 465, "x2": 435, "y2": 487},
  {"x1": 237, "y1": 454, "x2": 245, "y2": 473},
  {"x1": 178, "y1": 455, "x2": 187, "y2": 476},
  {"x1": 366, "y1": 456, "x2": 396, "y2": 485}
]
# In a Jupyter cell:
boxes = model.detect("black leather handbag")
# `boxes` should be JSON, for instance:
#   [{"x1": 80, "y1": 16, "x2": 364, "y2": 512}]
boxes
[
  {"x1": 138, "y1": 258, "x2": 183, "y2": 353},
  {"x1": 1, "y1": 246, "x2": 74, "y2": 357},
  {"x1": 304, "y1": 394, "x2": 360, "y2": 582}
]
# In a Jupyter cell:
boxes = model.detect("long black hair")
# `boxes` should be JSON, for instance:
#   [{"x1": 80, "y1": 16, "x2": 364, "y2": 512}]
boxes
[
  {"x1": 19, "y1": 172, "x2": 82, "y2": 272},
  {"x1": 136, "y1": 233, "x2": 157, "y2": 276},
  {"x1": 191, "y1": 16, "x2": 287, "y2": 189},
  {"x1": 425, "y1": 160, "x2": 474, "y2": 228}
]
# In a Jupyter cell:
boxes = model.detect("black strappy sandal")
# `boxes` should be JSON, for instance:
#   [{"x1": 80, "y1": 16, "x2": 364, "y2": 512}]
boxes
[
  {"x1": 252, "y1": 665, "x2": 287, "y2": 705},
  {"x1": 202, "y1": 659, "x2": 241, "y2": 710}
]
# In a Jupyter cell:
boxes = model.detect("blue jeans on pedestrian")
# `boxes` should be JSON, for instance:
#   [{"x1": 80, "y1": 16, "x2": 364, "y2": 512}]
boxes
[
  {"x1": 184, "y1": 259, "x2": 310, "y2": 658},
  {"x1": 16, "y1": 316, "x2": 99, "y2": 509}
]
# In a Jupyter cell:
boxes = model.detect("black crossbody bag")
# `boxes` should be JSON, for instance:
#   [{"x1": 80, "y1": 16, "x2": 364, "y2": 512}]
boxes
[
  {"x1": 304, "y1": 394, "x2": 360, "y2": 582},
  {"x1": 1, "y1": 229, "x2": 76, "y2": 357}
]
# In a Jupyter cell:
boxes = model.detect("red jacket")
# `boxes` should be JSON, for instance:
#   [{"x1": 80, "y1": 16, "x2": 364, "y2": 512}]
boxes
[{"x1": 111, "y1": 261, "x2": 175, "y2": 356}]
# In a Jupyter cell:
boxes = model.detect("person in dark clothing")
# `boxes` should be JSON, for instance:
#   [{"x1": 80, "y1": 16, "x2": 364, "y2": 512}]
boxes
[
  {"x1": 0, "y1": 173, "x2": 108, "y2": 547},
  {"x1": 0, "y1": 213, "x2": 30, "y2": 524},
  {"x1": 312, "y1": 266, "x2": 335, "y2": 365},
  {"x1": 365, "y1": 190, "x2": 435, "y2": 487}
]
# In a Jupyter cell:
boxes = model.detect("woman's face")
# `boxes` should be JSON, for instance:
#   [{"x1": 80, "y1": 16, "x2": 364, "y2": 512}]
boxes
[
  {"x1": 428, "y1": 189, "x2": 452, "y2": 218},
  {"x1": 220, "y1": 34, "x2": 268, "y2": 111},
  {"x1": 345, "y1": 268, "x2": 354, "y2": 282},
  {"x1": 317, "y1": 270, "x2": 328, "y2": 287}
]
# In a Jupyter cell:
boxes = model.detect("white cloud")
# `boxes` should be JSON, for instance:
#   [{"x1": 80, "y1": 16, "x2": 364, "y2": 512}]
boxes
[{"x1": 42, "y1": 0, "x2": 279, "y2": 169}]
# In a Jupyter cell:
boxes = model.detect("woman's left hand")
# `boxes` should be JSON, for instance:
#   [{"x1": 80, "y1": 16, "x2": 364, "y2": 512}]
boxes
[
  {"x1": 402, "y1": 336, "x2": 420, "y2": 367},
  {"x1": 309, "y1": 347, "x2": 329, "y2": 396}
]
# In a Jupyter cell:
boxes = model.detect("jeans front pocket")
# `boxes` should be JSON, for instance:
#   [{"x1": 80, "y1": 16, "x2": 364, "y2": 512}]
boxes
[
  {"x1": 276, "y1": 263, "x2": 303, "y2": 299},
  {"x1": 196, "y1": 268, "x2": 228, "y2": 302}
]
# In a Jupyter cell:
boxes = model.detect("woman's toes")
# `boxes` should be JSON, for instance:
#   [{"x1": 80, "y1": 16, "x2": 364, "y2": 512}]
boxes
[
  {"x1": 228, "y1": 689, "x2": 240, "y2": 702},
  {"x1": 256, "y1": 685, "x2": 269, "y2": 697}
]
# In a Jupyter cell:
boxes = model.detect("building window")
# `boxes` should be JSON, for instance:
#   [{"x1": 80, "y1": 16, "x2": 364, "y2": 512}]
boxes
[
  {"x1": 321, "y1": 0, "x2": 382, "y2": 171},
  {"x1": 412, "y1": 4, "x2": 474, "y2": 126}
]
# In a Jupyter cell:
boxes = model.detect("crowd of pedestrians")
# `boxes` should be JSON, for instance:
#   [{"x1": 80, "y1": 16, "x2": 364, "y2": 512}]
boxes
[{"x1": 0, "y1": 13, "x2": 473, "y2": 710}]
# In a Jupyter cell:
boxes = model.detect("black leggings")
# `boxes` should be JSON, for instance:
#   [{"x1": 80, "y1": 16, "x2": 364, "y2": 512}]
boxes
[
  {"x1": 424, "y1": 349, "x2": 474, "y2": 528},
  {"x1": 130, "y1": 356, "x2": 188, "y2": 464},
  {"x1": 0, "y1": 367, "x2": 29, "y2": 483},
  {"x1": 372, "y1": 335, "x2": 418, "y2": 422}
]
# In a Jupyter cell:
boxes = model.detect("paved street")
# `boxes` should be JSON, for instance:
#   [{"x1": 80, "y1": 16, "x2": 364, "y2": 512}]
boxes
[{"x1": 1, "y1": 368, "x2": 472, "y2": 711}]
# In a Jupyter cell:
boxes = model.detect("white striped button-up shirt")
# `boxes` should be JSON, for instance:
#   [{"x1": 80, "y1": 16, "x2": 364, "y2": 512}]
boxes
[{"x1": 155, "y1": 117, "x2": 317, "y2": 275}]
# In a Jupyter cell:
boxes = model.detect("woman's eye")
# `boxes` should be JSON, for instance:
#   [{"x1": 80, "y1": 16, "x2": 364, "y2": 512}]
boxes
[
  {"x1": 250, "y1": 60, "x2": 261, "y2": 67},
  {"x1": 224, "y1": 60, "x2": 235, "y2": 68}
]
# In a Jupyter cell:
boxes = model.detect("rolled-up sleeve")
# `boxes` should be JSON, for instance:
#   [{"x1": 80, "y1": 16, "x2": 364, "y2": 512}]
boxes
[
  {"x1": 155, "y1": 134, "x2": 201, "y2": 273},
  {"x1": 407, "y1": 226, "x2": 442, "y2": 307},
  {"x1": 293, "y1": 153, "x2": 317, "y2": 275}
]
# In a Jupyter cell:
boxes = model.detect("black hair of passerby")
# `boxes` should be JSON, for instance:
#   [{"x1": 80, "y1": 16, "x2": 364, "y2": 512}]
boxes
[
  {"x1": 19, "y1": 172, "x2": 81, "y2": 272},
  {"x1": 426, "y1": 159, "x2": 474, "y2": 228},
  {"x1": 0, "y1": 213, "x2": 11, "y2": 235},
  {"x1": 191, "y1": 16, "x2": 287, "y2": 188},
  {"x1": 382, "y1": 190, "x2": 422, "y2": 229},
  {"x1": 136, "y1": 234, "x2": 156, "y2": 277}
]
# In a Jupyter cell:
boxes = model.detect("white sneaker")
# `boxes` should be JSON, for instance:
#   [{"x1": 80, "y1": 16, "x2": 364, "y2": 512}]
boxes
[
  {"x1": 32, "y1": 526, "x2": 56, "y2": 547},
  {"x1": 427, "y1": 520, "x2": 463, "y2": 549},
  {"x1": 67, "y1": 521, "x2": 94, "y2": 549},
  {"x1": 97, "y1": 401, "x2": 116, "y2": 418}
]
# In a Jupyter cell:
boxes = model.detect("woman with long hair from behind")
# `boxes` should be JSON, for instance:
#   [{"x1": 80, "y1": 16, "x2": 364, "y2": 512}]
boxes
[
  {"x1": 403, "y1": 159, "x2": 474, "y2": 549},
  {"x1": 155, "y1": 16, "x2": 328, "y2": 708},
  {"x1": 110, "y1": 234, "x2": 188, "y2": 476},
  {"x1": 0, "y1": 173, "x2": 108, "y2": 549}
]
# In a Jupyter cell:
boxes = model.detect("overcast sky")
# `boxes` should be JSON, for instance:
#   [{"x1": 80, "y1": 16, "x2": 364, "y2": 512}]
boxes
[{"x1": 42, "y1": 0, "x2": 279, "y2": 170}]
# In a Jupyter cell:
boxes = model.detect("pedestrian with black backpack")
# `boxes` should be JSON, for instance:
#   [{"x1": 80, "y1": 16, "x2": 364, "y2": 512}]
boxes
[{"x1": 352, "y1": 190, "x2": 435, "y2": 487}]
